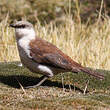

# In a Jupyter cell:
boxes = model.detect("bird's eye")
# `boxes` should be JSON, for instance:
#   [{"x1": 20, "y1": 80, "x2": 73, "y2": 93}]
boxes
[{"x1": 21, "y1": 25, "x2": 26, "y2": 28}]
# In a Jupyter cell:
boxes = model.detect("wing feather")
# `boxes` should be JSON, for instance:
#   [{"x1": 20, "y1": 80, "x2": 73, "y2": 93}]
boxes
[{"x1": 29, "y1": 37, "x2": 72, "y2": 70}]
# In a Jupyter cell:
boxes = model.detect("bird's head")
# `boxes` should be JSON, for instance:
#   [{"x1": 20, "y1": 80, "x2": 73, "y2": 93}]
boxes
[{"x1": 10, "y1": 21, "x2": 36, "y2": 40}]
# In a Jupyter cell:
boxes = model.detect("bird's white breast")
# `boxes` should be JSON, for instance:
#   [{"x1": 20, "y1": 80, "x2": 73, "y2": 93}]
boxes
[
  {"x1": 18, "y1": 37, "x2": 32, "y2": 58},
  {"x1": 16, "y1": 28, "x2": 36, "y2": 58}
]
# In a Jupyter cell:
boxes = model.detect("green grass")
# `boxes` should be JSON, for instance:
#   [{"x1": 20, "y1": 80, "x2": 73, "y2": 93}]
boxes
[{"x1": 0, "y1": 62, "x2": 110, "y2": 109}]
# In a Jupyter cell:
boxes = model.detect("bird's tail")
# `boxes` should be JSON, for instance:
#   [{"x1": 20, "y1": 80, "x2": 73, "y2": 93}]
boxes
[{"x1": 80, "y1": 67, "x2": 104, "y2": 80}]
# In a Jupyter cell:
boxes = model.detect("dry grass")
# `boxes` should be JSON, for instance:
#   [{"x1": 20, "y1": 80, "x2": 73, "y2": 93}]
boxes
[{"x1": 0, "y1": 15, "x2": 110, "y2": 70}]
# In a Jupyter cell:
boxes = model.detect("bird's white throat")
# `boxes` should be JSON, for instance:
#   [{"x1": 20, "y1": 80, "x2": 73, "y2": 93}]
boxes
[{"x1": 15, "y1": 28, "x2": 36, "y2": 40}]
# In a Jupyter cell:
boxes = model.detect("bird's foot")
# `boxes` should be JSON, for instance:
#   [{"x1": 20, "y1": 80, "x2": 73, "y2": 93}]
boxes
[{"x1": 24, "y1": 75, "x2": 48, "y2": 89}]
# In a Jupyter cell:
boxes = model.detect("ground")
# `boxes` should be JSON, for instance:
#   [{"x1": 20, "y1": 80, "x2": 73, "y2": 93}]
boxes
[
  {"x1": 0, "y1": 62, "x2": 110, "y2": 110},
  {"x1": 0, "y1": 0, "x2": 110, "y2": 109}
]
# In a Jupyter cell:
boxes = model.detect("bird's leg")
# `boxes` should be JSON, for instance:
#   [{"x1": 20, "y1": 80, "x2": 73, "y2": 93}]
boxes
[{"x1": 25, "y1": 75, "x2": 48, "y2": 89}]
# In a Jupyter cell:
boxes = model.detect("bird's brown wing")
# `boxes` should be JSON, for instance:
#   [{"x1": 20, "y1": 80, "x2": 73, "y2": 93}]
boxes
[
  {"x1": 29, "y1": 37, "x2": 75, "y2": 70},
  {"x1": 29, "y1": 37, "x2": 104, "y2": 80}
]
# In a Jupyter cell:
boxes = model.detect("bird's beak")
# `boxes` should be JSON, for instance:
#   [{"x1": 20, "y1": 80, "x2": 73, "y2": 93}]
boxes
[{"x1": 10, "y1": 23, "x2": 16, "y2": 28}]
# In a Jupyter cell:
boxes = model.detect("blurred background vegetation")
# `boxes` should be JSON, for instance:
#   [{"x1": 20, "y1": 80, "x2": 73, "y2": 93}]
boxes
[{"x1": 1, "y1": 0, "x2": 110, "y2": 24}]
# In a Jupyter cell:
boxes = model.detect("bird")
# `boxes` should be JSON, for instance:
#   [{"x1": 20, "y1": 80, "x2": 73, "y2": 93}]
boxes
[{"x1": 10, "y1": 21, "x2": 104, "y2": 88}]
